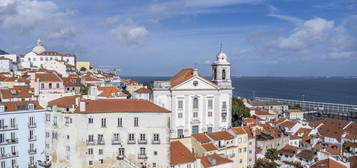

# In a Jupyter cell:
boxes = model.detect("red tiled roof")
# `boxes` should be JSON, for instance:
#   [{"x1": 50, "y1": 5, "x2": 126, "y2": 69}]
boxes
[
  {"x1": 170, "y1": 141, "x2": 196, "y2": 165},
  {"x1": 48, "y1": 95, "x2": 80, "y2": 108},
  {"x1": 202, "y1": 143, "x2": 218, "y2": 151},
  {"x1": 200, "y1": 154, "x2": 232, "y2": 168},
  {"x1": 1, "y1": 101, "x2": 43, "y2": 112},
  {"x1": 0, "y1": 86, "x2": 34, "y2": 99},
  {"x1": 169, "y1": 68, "x2": 216, "y2": 88},
  {"x1": 279, "y1": 120, "x2": 296, "y2": 128},
  {"x1": 35, "y1": 73, "x2": 62, "y2": 82},
  {"x1": 254, "y1": 108, "x2": 273, "y2": 116},
  {"x1": 231, "y1": 127, "x2": 247, "y2": 135},
  {"x1": 98, "y1": 86, "x2": 126, "y2": 97},
  {"x1": 207, "y1": 131, "x2": 234, "y2": 141},
  {"x1": 310, "y1": 158, "x2": 346, "y2": 168},
  {"x1": 192, "y1": 133, "x2": 211, "y2": 144},
  {"x1": 134, "y1": 87, "x2": 150, "y2": 94}
]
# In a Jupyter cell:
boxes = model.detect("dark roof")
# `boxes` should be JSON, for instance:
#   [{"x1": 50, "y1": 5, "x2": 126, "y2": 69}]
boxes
[{"x1": 0, "y1": 50, "x2": 8, "y2": 55}]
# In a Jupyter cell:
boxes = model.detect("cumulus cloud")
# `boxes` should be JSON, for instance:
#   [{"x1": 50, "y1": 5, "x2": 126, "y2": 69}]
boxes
[
  {"x1": 111, "y1": 24, "x2": 148, "y2": 45},
  {"x1": 0, "y1": 0, "x2": 73, "y2": 28},
  {"x1": 47, "y1": 27, "x2": 77, "y2": 40}
]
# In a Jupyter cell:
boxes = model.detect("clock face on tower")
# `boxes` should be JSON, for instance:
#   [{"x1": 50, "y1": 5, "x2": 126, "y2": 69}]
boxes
[{"x1": 193, "y1": 81, "x2": 198, "y2": 86}]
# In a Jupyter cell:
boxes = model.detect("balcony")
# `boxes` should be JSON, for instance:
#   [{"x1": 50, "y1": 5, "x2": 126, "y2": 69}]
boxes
[
  {"x1": 0, "y1": 138, "x2": 18, "y2": 145},
  {"x1": 86, "y1": 140, "x2": 96, "y2": 146},
  {"x1": 28, "y1": 136, "x2": 37, "y2": 142},
  {"x1": 127, "y1": 139, "x2": 136, "y2": 144},
  {"x1": 137, "y1": 154, "x2": 148, "y2": 159},
  {"x1": 38, "y1": 160, "x2": 51, "y2": 168},
  {"x1": 28, "y1": 149, "x2": 37, "y2": 155},
  {"x1": 28, "y1": 122, "x2": 37, "y2": 128},
  {"x1": 137, "y1": 139, "x2": 147, "y2": 144},
  {"x1": 97, "y1": 140, "x2": 105, "y2": 145},
  {"x1": 152, "y1": 139, "x2": 160, "y2": 144},
  {"x1": 117, "y1": 154, "x2": 124, "y2": 160},
  {"x1": 112, "y1": 139, "x2": 121, "y2": 145},
  {"x1": 0, "y1": 152, "x2": 20, "y2": 159},
  {"x1": 0, "y1": 125, "x2": 18, "y2": 131}
]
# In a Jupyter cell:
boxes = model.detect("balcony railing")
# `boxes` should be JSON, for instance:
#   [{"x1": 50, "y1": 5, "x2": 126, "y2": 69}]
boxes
[
  {"x1": 137, "y1": 154, "x2": 148, "y2": 159},
  {"x1": 28, "y1": 149, "x2": 37, "y2": 155},
  {"x1": 0, "y1": 138, "x2": 18, "y2": 145},
  {"x1": 127, "y1": 139, "x2": 136, "y2": 144},
  {"x1": 28, "y1": 136, "x2": 37, "y2": 142},
  {"x1": 0, "y1": 152, "x2": 19, "y2": 159},
  {"x1": 152, "y1": 139, "x2": 160, "y2": 144},
  {"x1": 0, "y1": 125, "x2": 18, "y2": 131},
  {"x1": 112, "y1": 139, "x2": 121, "y2": 145},
  {"x1": 86, "y1": 140, "x2": 96, "y2": 145},
  {"x1": 28, "y1": 122, "x2": 37, "y2": 128},
  {"x1": 137, "y1": 139, "x2": 147, "y2": 144}
]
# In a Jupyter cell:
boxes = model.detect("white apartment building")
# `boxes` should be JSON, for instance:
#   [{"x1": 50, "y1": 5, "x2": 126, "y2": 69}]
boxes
[
  {"x1": 0, "y1": 101, "x2": 46, "y2": 168},
  {"x1": 150, "y1": 50, "x2": 233, "y2": 138},
  {"x1": 46, "y1": 96, "x2": 171, "y2": 168},
  {"x1": 20, "y1": 40, "x2": 76, "y2": 69}
]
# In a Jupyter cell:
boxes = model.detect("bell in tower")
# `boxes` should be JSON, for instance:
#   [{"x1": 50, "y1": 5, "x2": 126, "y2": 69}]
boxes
[{"x1": 211, "y1": 46, "x2": 232, "y2": 89}]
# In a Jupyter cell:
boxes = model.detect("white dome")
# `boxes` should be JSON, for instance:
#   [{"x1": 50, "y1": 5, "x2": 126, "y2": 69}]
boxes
[
  {"x1": 214, "y1": 50, "x2": 229, "y2": 64},
  {"x1": 32, "y1": 39, "x2": 46, "y2": 54}
]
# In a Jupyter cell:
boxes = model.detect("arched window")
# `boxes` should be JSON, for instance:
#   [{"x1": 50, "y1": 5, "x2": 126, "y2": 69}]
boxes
[
  {"x1": 213, "y1": 68, "x2": 217, "y2": 80},
  {"x1": 193, "y1": 97, "x2": 199, "y2": 110},
  {"x1": 222, "y1": 69, "x2": 226, "y2": 80},
  {"x1": 56, "y1": 83, "x2": 60, "y2": 88},
  {"x1": 49, "y1": 83, "x2": 52, "y2": 89},
  {"x1": 41, "y1": 83, "x2": 44, "y2": 89}
]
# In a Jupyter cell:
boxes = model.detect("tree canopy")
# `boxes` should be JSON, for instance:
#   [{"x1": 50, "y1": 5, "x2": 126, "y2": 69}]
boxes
[
  {"x1": 265, "y1": 148, "x2": 280, "y2": 161},
  {"x1": 232, "y1": 97, "x2": 250, "y2": 126},
  {"x1": 254, "y1": 158, "x2": 279, "y2": 168}
]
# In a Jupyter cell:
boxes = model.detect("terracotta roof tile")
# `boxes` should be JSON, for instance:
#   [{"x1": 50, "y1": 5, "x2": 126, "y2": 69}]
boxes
[
  {"x1": 231, "y1": 127, "x2": 247, "y2": 135},
  {"x1": 192, "y1": 133, "x2": 211, "y2": 144},
  {"x1": 98, "y1": 86, "x2": 126, "y2": 97},
  {"x1": 1, "y1": 101, "x2": 43, "y2": 112},
  {"x1": 279, "y1": 120, "x2": 296, "y2": 129},
  {"x1": 170, "y1": 141, "x2": 196, "y2": 165},
  {"x1": 134, "y1": 87, "x2": 150, "y2": 94},
  {"x1": 310, "y1": 158, "x2": 347, "y2": 168},
  {"x1": 200, "y1": 154, "x2": 232, "y2": 168},
  {"x1": 202, "y1": 143, "x2": 218, "y2": 152},
  {"x1": 0, "y1": 86, "x2": 34, "y2": 99},
  {"x1": 207, "y1": 131, "x2": 234, "y2": 141},
  {"x1": 35, "y1": 73, "x2": 62, "y2": 82}
]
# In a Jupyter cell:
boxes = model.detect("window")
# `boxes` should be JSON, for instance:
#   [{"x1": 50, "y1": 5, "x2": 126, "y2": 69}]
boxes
[
  {"x1": 98, "y1": 149, "x2": 103, "y2": 155},
  {"x1": 177, "y1": 129, "x2": 184, "y2": 138},
  {"x1": 10, "y1": 118, "x2": 15, "y2": 128},
  {"x1": 113, "y1": 133, "x2": 119, "y2": 141},
  {"x1": 118, "y1": 118, "x2": 122, "y2": 127},
  {"x1": 153, "y1": 151, "x2": 158, "y2": 155},
  {"x1": 140, "y1": 148, "x2": 146, "y2": 155},
  {"x1": 192, "y1": 126, "x2": 199, "y2": 134},
  {"x1": 88, "y1": 135, "x2": 94, "y2": 142},
  {"x1": 66, "y1": 146, "x2": 70, "y2": 152},
  {"x1": 177, "y1": 100, "x2": 183, "y2": 110},
  {"x1": 134, "y1": 117, "x2": 138, "y2": 127},
  {"x1": 88, "y1": 148, "x2": 93, "y2": 155},
  {"x1": 178, "y1": 113, "x2": 183, "y2": 118},
  {"x1": 41, "y1": 83, "x2": 44, "y2": 89},
  {"x1": 56, "y1": 83, "x2": 60, "y2": 88},
  {"x1": 88, "y1": 117, "x2": 93, "y2": 124},
  {"x1": 193, "y1": 112, "x2": 198, "y2": 118},
  {"x1": 119, "y1": 148, "x2": 125, "y2": 156},
  {"x1": 129, "y1": 134, "x2": 135, "y2": 141},
  {"x1": 0, "y1": 119, "x2": 3, "y2": 129},
  {"x1": 10, "y1": 132, "x2": 15, "y2": 140},
  {"x1": 208, "y1": 111, "x2": 212, "y2": 117},
  {"x1": 193, "y1": 97, "x2": 199, "y2": 110},
  {"x1": 98, "y1": 134, "x2": 104, "y2": 143},
  {"x1": 99, "y1": 159, "x2": 103, "y2": 164},
  {"x1": 101, "y1": 118, "x2": 106, "y2": 128},
  {"x1": 0, "y1": 133, "x2": 4, "y2": 143},
  {"x1": 153, "y1": 134, "x2": 159, "y2": 141},
  {"x1": 140, "y1": 134, "x2": 146, "y2": 141},
  {"x1": 222, "y1": 69, "x2": 226, "y2": 80},
  {"x1": 29, "y1": 116, "x2": 35, "y2": 126},
  {"x1": 208, "y1": 99, "x2": 213, "y2": 110},
  {"x1": 207, "y1": 127, "x2": 213, "y2": 133},
  {"x1": 89, "y1": 161, "x2": 93, "y2": 166},
  {"x1": 49, "y1": 83, "x2": 52, "y2": 89},
  {"x1": 45, "y1": 114, "x2": 51, "y2": 122}
]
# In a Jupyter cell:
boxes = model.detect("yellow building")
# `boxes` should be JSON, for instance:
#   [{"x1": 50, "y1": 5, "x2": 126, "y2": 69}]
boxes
[
  {"x1": 231, "y1": 127, "x2": 249, "y2": 168},
  {"x1": 76, "y1": 61, "x2": 90, "y2": 71}
]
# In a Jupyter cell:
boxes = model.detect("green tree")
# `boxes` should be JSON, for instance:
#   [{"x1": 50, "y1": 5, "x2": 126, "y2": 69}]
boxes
[
  {"x1": 231, "y1": 97, "x2": 250, "y2": 126},
  {"x1": 265, "y1": 148, "x2": 280, "y2": 161},
  {"x1": 80, "y1": 67, "x2": 87, "y2": 72},
  {"x1": 254, "y1": 158, "x2": 279, "y2": 168},
  {"x1": 294, "y1": 162, "x2": 303, "y2": 168},
  {"x1": 80, "y1": 84, "x2": 89, "y2": 95}
]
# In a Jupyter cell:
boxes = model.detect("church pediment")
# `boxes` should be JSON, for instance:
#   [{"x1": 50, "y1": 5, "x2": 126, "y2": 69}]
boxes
[{"x1": 171, "y1": 76, "x2": 218, "y2": 90}]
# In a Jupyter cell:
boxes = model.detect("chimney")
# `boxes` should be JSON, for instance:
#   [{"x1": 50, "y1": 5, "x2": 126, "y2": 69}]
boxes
[
  {"x1": 193, "y1": 68, "x2": 198, "y2": 76},
  {"x1": 79, "y1": 101, "x2": 86, "y2": 112},
  {"x1": 75, "y1": 97, "x2": 80, "y2": 106}
]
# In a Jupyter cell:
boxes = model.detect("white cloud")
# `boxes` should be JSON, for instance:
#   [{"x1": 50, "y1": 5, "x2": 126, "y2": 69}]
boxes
[
  {"x1": 275, "y1": 18, "x2": 335, "y2": 50},
  {"x1": 0, "y1": 0, "x2": 72, "y2": 28},
  {"x1": 266, "y1": 5, "x2": 303, "y2": 25},
  {"x1": 185, "y1": 0, "x2": 263, "y2": 8},
  {"x1": 47, "y1": 27, "x2": 77, "y2": 40},
  {"x1": 111, "y1": 24, "x2": 148, "y2": 45}
]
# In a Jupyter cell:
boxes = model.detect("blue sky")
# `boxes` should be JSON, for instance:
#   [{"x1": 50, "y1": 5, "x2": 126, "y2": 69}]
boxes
[{"x1": 0, "y1": 0, "x2": 356, "y2": 76}]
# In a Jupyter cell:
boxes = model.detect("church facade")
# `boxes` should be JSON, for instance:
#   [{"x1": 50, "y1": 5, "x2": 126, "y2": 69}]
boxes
[{"x1": 150, "y1": 50, "x2": 233, "y2": 138}]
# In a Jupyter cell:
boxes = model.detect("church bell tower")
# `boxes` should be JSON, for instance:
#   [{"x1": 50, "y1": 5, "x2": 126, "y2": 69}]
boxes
[{"x1": 211, "y1": 47, "x2": 232, "y2": 89}]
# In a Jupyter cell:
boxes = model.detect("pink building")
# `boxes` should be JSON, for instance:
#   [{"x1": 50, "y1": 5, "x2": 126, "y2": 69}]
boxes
[{"x1": 30, "y1": 72, "x2": 65, "y2": 95}]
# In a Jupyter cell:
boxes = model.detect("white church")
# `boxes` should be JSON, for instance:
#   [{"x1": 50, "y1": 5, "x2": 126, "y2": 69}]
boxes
[{"x1": 150, "y1": 49, "x2": 233, "y2": 138}]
